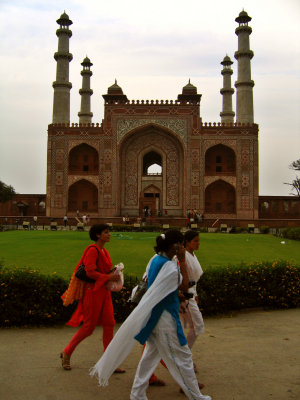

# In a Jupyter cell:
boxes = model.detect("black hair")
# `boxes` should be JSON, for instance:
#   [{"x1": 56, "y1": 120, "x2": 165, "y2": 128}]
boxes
[
  {"x1": 89, "y1": 224, "x2": 110, "y2": 241},
  {"x1": 154, "y1": 229, "x2": 184, "y2": 253},
  {"x1": 184, "y1": 230, "x2": 199, "y2": 246}
]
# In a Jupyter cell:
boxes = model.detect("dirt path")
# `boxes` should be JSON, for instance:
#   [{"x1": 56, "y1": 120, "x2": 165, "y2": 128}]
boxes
[{"x1": 0, "y1": 308, "x2": 299, "y2": 400}]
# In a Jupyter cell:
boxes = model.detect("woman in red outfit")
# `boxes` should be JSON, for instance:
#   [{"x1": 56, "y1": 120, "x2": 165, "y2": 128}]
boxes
[{"x1": 60, "y1": 224, "x2": 124, "y2": 372}]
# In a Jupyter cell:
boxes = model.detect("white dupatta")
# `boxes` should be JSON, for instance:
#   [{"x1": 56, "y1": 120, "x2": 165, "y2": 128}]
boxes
[{"x1": 90, "y1": 260, "x2": 181, "y2": 386}]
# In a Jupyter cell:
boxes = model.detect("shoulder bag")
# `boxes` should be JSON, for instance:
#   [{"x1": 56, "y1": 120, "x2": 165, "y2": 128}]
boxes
[{"x1": 75, "y1": 245, "x2": 100, "y2": 283}]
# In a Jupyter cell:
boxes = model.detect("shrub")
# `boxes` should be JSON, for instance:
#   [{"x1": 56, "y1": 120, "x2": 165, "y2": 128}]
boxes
[
  {"x1": 260, "y1": 226, "x2": 270, "y2": 234},
  {"x1": 281, "y1": 227, "x2": 300, "y2": 241},
  {"x1": 111, "y1": 274, "x2": 139, "y2": 320},
  {"x1": 1, "y1": 261, "x2": 299, "y2": 327},
  {"x1": 198, "y1": 261, "x2": 300, "y2": 315},
  {"x1": 0, "y1": 265, "x2": 75, "y2": 327},
  {"x1": 0, "y1": 263, "x2": 140, "y2": 327}
]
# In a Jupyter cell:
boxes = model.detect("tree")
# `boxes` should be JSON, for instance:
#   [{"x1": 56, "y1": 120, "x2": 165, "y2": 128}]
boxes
[
  {"x1": 0, "y1": 180, "x2": 16, "y2": 203},
  {"x1": 289, "y1": 159, "x2": 300, "y2": 171},
  {"x1": 284, "y1": 158, "x2": 300, "y2": 196}
]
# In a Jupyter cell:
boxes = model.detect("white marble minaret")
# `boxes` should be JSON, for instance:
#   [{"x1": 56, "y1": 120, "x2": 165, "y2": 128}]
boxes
[
  {"x1": 234, "y1": 10, "x2": 254, "y2": 124},
  {"x1": 220, "y1": 55, "x2": 235, "y2": 124},
  {"x1": 78, "y1": 56, "x2": 93, "y2": 124},
  {"x1": 52, "y1": 12, "x2": 73, "y2": 124}
]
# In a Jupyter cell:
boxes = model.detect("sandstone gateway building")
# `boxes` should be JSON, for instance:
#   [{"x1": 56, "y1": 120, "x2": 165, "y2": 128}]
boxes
[{"x1": 46, "y1": 10, "x2": 260, "y2": 224}]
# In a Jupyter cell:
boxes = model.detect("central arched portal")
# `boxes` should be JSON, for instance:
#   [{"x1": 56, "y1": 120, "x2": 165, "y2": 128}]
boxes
[{"x1": 119, "y1": 126, "x2": 184, "y2": 217}]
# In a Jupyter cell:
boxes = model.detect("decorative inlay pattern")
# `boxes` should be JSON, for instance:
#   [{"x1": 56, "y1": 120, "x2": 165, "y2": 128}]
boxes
[
  {"x1": 56, "y1": 149, "x2": 64, "y2": 165},
  {"x1": 121, "y1": 131, "x2": 182, "y2": 207},
  {"x1": 104, "y1": 149, "x2": 112, "y2": 163},
  {"x1": 68, "y1": 175, "x2": 99, "y2": 186},
  {"x1": 240, "y1": 139, "x2": 251, "y2": 207},
  {"x1": 55, "y1": 172, "x2": 63, "y2": 185},
  {"x1": 204, "y1": 176, "x2": 236, "y2": 189},
  {"x1": 54, "y1": 194, "x2": 62, "y2": 208},
  {"x1": 241, "y1": 196, "x2": 250, "y2": 209},
  {"x1": 203, "y1": 139, "x2": 236, "y2": 152},
  {"x1": 117, "y1": 118, "x2": 187, "y2": 144},
  {"x1": 192, "y1": 171, "x2": 200, "y2": 186},
  {"x1": 242, "y1": 174, "x2": 249, "y2": 187}
]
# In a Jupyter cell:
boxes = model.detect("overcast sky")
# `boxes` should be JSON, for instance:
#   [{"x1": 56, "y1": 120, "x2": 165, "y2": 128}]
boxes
[{"x1": 0, "y1": 0, "x2": 299, "y2": 196}]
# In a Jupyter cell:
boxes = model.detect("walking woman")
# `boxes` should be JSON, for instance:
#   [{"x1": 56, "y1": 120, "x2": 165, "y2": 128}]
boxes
[
  {"x1": 60, "y1": 224, "x2": 124, "y2": 372},
  {"x1": 90, "y1": 230, "x2": 211, "y2": 400},
  {"x1": 180, "y1": 230, "x2": 205, "y2": 372}
]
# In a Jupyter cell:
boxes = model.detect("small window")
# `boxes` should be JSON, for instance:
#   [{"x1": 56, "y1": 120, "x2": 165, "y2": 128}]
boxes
[
  {"x1": 83, "y1": 165, "x2": 89, "y2": 172},
  {"x1": 82, "y1": 201, "x2": 88, "y2": 210},
  {"x1": 216, "y1": 166, "x2": 222, "y2": 173},
  {"x1": 216, "y1": 156, "x2": 222, "y2": 163}
]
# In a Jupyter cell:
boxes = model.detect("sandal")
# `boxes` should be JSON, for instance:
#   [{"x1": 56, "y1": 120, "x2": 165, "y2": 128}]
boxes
[
  {"x1": 114, "y1": 368, "x2": 126, "y2": 373},
  {"x1": 149, "y1": 378, "x2": 166, "y2": 386},
  {"x1": 60, "y1": 352, "x2": 71, "y2": 370}
]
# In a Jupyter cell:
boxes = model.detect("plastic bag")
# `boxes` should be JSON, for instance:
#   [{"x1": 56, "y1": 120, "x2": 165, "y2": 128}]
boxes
[{"x1": 106, "y1": 263, "x2": 124, "y2": 292}]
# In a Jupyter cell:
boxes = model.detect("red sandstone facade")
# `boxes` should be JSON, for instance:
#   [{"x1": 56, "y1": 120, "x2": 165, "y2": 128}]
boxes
[{"x1": 46, "y1": 90, "x2": 259, "y2": 220}]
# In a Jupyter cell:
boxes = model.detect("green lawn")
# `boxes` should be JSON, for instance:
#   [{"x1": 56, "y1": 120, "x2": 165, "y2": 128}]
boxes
[{"x1": 0, "y1": 230, "x2": 299, "y2": 279}]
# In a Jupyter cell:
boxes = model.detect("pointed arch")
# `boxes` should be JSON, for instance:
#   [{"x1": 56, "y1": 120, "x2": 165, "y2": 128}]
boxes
[
  {"x1": 68, "y1": 179, "x2": 98, "y2": 212},
  {"x1": 205, "y1": 179, "x2": 236, "y2": 213},
  {"x1": 69, "y1": 143, "x2": 99, "y2": 174},
  {"x1": 119, "y1": 125, "x2": 185, "y2": 216},
  {"x1": 205, "y1": 144, "x2": 236, "y2": 176},
  {"x1": 143, "y1": 150, "x2": 162, "y2": 175}
]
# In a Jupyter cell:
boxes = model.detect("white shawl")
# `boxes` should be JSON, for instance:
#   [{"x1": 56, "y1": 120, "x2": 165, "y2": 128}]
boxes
[{"x1": 90, "y1": 260, "x2": 181, "y2": 386}]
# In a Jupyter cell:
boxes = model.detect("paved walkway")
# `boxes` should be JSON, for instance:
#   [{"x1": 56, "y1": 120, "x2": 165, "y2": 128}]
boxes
[{"x1": 1, "y1": 308, "x2": 300, "y2": 400}]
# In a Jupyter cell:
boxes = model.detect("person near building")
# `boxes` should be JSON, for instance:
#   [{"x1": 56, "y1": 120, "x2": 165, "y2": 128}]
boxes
[
  {"x1": 60, "y1": 224, "x2": 125, "y2": 373},
  {"x1": 63, "y1": 215, "x2": 68, "y2": 227}
]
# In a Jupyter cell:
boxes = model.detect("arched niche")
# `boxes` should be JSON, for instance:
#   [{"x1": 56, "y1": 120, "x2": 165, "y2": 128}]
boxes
[
  {"x1": 119, "y1": 126, "x2": 184, "y2": 215},
  {"x1": 205, "y1": 179, "x2": 236, "y2": 213},
  {"x1": 205, "y1": 144, "x2": 236, "y2": 176},
  {"x1": 68, "y1": 179, "x2": 98, "y2": 212},
  {"x1": 69, "y1": 143, "x2": 99, "y2": 174}
]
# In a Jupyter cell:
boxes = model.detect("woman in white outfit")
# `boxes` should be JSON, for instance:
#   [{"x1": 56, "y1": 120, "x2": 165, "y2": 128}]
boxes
[
  {"x1": 90, "y1": 230, "x2": 211, "y2": 400},
  {"x1": 180, "y1": 230, "x2": 205, "y2": 371}
]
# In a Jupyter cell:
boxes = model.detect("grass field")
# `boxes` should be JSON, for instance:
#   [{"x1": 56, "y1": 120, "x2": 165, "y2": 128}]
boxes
[{"x1": 0, "y1": 230, "x2": 299, "y2": 279}]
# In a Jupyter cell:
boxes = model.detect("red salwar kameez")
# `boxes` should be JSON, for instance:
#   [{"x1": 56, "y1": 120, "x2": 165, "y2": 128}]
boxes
[{"x1": 61, "y1": 244, "x2": 115, "y2": 356}]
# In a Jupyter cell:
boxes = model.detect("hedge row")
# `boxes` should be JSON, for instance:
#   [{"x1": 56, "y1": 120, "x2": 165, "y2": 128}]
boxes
[
  {"x1": 197, "y1": 261, "x2": 300, "y2": 314},
  {"x1": 0, "y1": 261, "x2": 299, "y2": 327},
  {"x1": 281, "y1": 227, "x2": 300, "y2": 241}
]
